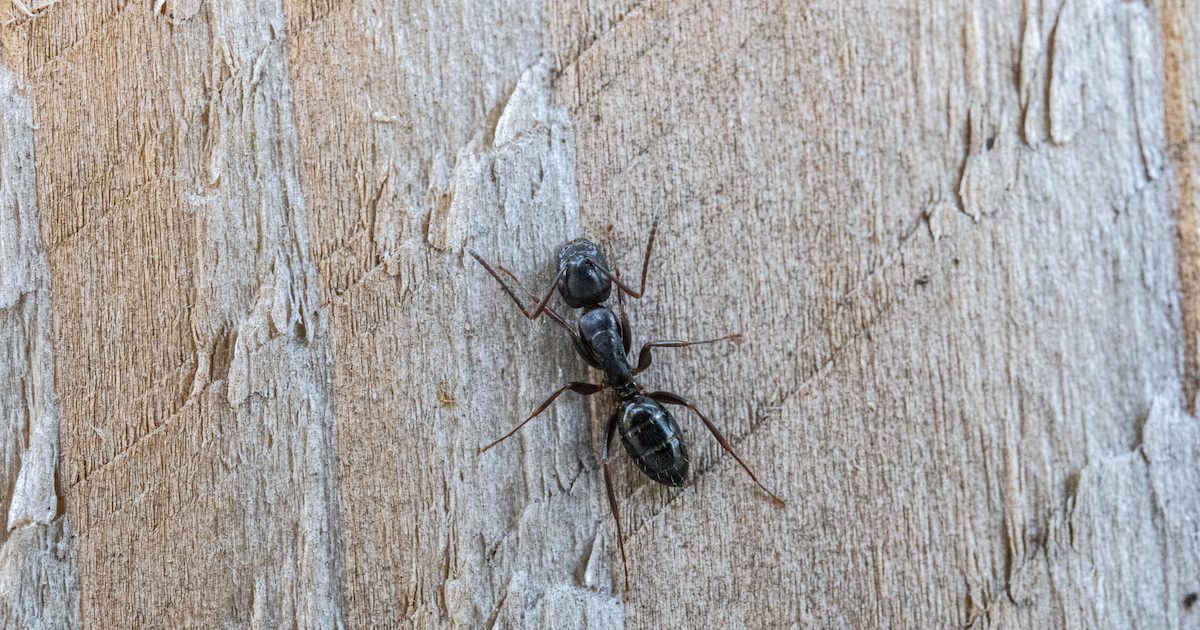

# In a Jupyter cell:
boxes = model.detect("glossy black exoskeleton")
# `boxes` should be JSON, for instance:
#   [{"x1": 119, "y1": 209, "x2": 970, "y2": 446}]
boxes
[
  {"x1": 469, "y1": 219, "x2": 783, "y2": 597},
  {"x1": 557, "y1": 239, "x2": 613, "y2": 308}
]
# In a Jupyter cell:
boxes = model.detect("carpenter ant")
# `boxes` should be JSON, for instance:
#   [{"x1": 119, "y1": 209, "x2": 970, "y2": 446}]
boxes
[{"x1": 468, "y1": 219, "x2": 784, "y2": 597}]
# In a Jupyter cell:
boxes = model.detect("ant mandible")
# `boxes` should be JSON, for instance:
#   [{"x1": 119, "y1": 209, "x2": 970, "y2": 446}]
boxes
[{"x1": 469, "y1": 219, "x2": 784, "y2": 597}]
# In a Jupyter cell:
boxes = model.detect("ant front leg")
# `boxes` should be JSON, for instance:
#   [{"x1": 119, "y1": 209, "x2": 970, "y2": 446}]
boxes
[
  {"x1": 468, "y1": 249, "x2": 566, "y2": 326},
  {"x1": 646, "y1": 390, "x2": 785, "y2": 507},
  {"x1": 480, "y1": 382, "x2": 604, "y2": 452},
  {"x1": 600, "y1": 411, "x2": 631, "y2": 598},
  {"x1": 495, "y1": 264, "x2": 601, "y2": 369},
  {"x1": 633, "y1": 334, "x2": 742, "y2": 375},
  {"x1": 608, "y1": 217, "x2": 659, "y2": 299}
]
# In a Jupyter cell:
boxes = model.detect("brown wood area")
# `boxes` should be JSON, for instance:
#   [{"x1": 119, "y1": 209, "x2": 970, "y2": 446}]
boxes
[{"x1": 1, "y1": 1, "x2": 1199, "y2": 627}]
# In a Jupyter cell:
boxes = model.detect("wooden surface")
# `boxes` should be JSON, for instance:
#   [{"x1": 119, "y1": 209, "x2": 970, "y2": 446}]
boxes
[{"x1": 1, "y1": 0, "x2": 1198, "y2": 628}]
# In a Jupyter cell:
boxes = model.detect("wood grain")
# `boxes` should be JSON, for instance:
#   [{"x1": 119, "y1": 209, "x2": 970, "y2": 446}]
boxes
[{"x1": 1, "y1": 0, "x2": 1198, "y2": 627}]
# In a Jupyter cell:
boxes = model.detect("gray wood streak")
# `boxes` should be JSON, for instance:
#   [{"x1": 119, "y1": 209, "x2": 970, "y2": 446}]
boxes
[{"x1": 0, "y1": 64, "x2": 78, "y2": 630}]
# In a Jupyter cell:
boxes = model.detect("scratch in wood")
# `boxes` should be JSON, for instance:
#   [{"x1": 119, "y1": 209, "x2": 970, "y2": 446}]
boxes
[
  {"x1": 550, "y1": 0, "x2": 647, "y2": 80},
  {"x1": 49, "y1": 170, "x2": 160, "y2": 252},
  {"x1": 24, "y1": 0, "x2": 139, "y2": 77},
  {"x1": 7, "y1": 0, "x2": 33, "y2": 19},
  {"x1": 564, "y1": 13, "x2": 775, "y2": 165},
  {"x1": 68, "y1": 367, "x2": 197, "y2": 489},
  {"x1": 4, "y1": 0, "x2": 59, "y2": 22},
  {"x1": 482, "y1": 585, "x2": 509, "y2": 630},
  {"x1": 1048, "y1": 0, "x2": 1092, "y2": 145}
]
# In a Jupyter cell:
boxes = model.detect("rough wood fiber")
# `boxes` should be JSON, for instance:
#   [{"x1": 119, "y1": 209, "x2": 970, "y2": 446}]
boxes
[
  {"x1": 0, "y1": 66, "x2": 77, "y2": 630},
  {"x1": 4, "y1": 1, "x2": 342, "y2": 626},
  {"x1": 0, "y1": 0, "x2": 1197, "y2": 628}
]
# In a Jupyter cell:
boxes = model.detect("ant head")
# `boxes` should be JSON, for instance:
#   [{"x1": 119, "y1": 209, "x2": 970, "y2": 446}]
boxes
[{"x1": 557, "y1": 238, "x2": 612, "y2": 308}]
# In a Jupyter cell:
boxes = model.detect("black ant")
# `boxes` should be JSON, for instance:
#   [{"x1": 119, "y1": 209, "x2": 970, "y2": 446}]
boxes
[{"x1": 468, "y1": 219, "x2": 784, "y2": 597}]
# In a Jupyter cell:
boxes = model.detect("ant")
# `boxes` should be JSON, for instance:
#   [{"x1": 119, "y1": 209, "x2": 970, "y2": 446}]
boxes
[{"x1": 468, "y1": 219, "x2": 784, "y2": 597}]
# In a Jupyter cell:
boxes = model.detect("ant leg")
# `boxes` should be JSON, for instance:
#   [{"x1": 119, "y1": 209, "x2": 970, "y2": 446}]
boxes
[
  {"x1": 633, "y1": 334, "x2": 743, "y2": 375},
  {"x1": 601, "y1": 411, "x2": 630, "y2": 598},
  {"x1": 608, "y1": 217, "x2": 659, "y2": 298},
  {"x1": 494, "y1": 263, "x2": 575, "y2": 336},
  {"x1": 646, "y1": 390, "x2": 785, "y2": 507},
  {"x1": 480, "y1": 382, "x2": 603, "y2": 453},
  {"x1": 614, "y1": 269, "x2": 632, "y2": 354},
  {"x1": 494, "y1": 263, "x2": 572, "y2": 326},
  {"x1": 468, "y1": 250, "x2": 565, "y2": 325},
  {"x1": 497, "y1": 264, "x2": 602, "y2": 369}
]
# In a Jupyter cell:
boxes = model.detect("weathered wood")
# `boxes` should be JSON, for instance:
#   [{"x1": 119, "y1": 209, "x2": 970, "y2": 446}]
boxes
[
  {"x1": 0, "y1": 65, "x2": 77, "y2": 630},
  {"x1": 1, "y1": 0, "x2": 1198, "y2": 628}
]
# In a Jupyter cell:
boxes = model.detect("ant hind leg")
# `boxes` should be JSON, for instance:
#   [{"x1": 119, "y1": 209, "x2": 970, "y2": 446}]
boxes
[
  {"x1": 601, "y1": 412, "x2": 631, "y2": 598},
  {"x1": 645, "y1": 390, "x2": 784, "y2": 507}
]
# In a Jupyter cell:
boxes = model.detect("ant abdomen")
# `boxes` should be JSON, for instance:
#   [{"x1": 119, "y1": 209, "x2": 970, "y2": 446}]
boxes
[{"x1": 618, "y1": 397, "x2": 689, "y2": 487}]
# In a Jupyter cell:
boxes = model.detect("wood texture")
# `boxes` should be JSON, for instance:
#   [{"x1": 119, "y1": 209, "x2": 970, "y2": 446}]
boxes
[{"x1": 1, "y1": 0, "x2": 1198, "y2": 628}]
